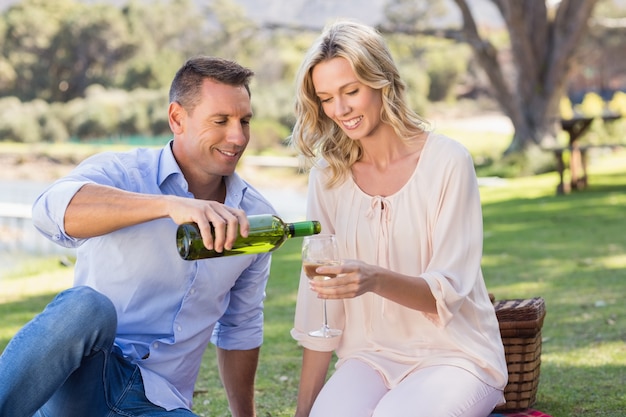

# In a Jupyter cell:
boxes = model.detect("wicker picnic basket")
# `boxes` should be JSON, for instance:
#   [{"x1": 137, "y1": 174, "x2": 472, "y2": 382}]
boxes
[{"x1": 493, "y1": 297, "x2": 546, "y2": 412}]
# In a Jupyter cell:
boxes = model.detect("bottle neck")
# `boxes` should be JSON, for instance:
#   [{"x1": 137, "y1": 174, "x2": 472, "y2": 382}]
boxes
[{"x1": 287, "y1": 220, "x2": 322, "y2": 237}]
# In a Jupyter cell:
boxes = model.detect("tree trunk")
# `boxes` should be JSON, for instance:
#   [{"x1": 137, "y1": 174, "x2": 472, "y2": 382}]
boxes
[{"x1": 452, "y1": 0, "x2": 600, "y2": 155}]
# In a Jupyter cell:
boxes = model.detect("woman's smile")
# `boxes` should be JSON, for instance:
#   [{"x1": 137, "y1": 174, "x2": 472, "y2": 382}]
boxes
[{"x1": 341, "y1": 116, "x2": 363, "y2": 130}]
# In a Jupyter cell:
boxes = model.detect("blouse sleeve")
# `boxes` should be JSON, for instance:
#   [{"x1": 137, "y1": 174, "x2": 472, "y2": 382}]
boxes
[{"x1": 419, "y1": 139, "x2": 486, "y2": 327}]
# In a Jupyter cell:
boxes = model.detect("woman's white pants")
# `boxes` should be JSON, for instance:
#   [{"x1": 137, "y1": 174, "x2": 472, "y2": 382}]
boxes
[{"x1": 310, "y1": 359, "x2": 503, "y2": 417}]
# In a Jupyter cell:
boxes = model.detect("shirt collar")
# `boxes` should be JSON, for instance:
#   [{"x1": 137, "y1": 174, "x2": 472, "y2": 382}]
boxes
[
  {"x1": 224, "y1": 172, "x2": 248, "y2": 208},
  {"x1": 158, "y1": 140, "x2": 184, "y2": 188},
  {"x1": 158, "y1": 140, "x2": 248, "y2": 206}
]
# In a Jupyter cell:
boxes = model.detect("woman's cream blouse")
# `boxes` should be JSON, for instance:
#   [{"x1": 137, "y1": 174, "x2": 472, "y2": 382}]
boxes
[{"x1": 291, "y1": 133, "x2": 508, "y2": 391}]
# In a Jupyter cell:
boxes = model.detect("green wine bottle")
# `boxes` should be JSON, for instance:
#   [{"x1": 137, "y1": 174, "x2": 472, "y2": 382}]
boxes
[{"x1": 177, "y1": 214, "x2": 321, "y2": 260}]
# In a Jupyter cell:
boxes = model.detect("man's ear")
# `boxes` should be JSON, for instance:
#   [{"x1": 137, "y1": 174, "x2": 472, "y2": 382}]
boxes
[{"x1": 168, "y1": 102, "x2": 185, "y2": 135}]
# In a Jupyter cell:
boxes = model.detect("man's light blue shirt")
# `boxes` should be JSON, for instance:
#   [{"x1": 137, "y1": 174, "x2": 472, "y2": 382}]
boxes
[{"x1": 32, "y1": 141, "x2": 276, "y2": 411}]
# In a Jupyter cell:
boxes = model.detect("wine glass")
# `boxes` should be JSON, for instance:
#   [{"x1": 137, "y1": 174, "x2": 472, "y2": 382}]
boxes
[{"x1": 301, "y1": 234, "x2": 342, "y2": 338}]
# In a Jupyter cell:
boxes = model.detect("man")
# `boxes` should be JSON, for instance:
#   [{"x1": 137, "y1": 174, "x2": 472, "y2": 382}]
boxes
[{"x1": 0, "y1": 56, "x2": 274, "y2": 417}]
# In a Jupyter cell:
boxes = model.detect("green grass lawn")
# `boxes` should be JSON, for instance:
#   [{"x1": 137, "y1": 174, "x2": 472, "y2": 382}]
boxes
[{"x1": 2, "y1": 149, "x2": 625, "y2": 416}]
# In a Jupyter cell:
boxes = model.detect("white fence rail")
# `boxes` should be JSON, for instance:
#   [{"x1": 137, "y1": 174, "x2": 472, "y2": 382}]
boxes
[
  {"x1": 0, "y1": 202, "x2": 74, "y2": 257},
  {"x1": 1, "y1": 181, "x2": 75, "y2": 271}
]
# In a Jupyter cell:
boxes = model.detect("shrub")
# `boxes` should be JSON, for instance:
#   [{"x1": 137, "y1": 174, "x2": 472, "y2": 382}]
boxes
[
  {"x1": 249, "y1": 118, "x2": 291, "y2": 154},
  {"x1": 608, "y1": 91, "x2": 626, "y2": 116},
  {"x1": 398, "y1": 63, "x2": 430, "y2": 115},
  {"x1": 0, "y1": 97, "x2": 43, "y2": 143},
  {"x1": 424, "y1": 46, "x2": 469, "y2": 102},
  {"x1": 575, "y1": 91, "x2": 606, "y2": 117},
  {"x1": 560, "y1": 96, "x2": 574, "y2": 119},
  {"x1": 39, "y1": 103, "x2": 70, "y2": 143},
  {"x1": 476, "y1": 146, "x2": 555, "y2": 178}
]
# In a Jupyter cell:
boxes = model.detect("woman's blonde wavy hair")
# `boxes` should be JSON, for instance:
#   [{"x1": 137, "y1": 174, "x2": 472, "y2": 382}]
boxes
[{"x1": 290, "y1": 20, "x2": 429, "y2": 187}]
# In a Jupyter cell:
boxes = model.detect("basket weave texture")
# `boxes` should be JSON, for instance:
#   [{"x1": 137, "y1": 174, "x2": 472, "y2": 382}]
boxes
[{"x1": 493, "y1": 297, "x2": 546, "y2": 412}]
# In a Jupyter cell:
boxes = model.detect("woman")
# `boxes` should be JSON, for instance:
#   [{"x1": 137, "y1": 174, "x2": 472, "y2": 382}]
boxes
[{"x1": 289, "y1": 20, "x2": 508, "y2": 417}]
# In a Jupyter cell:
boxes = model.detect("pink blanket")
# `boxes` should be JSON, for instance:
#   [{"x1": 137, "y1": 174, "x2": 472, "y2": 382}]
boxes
[{"x1": 489, "y1": 409, "x2": 552, "y2": 417}]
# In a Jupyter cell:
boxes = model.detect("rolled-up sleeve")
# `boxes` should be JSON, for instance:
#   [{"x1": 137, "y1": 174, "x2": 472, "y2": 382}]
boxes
[
  {"x1": 211, "y1": 253, "x2": 271, "y2": 350},
  {"x1": 31, "y1": 151, "x2": 134, "y2": 248},
  {"x1": 31, "y1": 179, "x2": 92, "y2": 248}
]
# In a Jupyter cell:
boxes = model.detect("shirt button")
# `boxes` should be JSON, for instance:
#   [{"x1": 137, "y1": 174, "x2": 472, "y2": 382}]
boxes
[
  {"x1": 176, "y1": 325, "x2": 182, "y2": 332},
  {"x1": 190, "y1": 288, "x2": 196, "y2": 295},
  {"x1": 152, "y1": 342, "x2": 159, "y2": 349}
]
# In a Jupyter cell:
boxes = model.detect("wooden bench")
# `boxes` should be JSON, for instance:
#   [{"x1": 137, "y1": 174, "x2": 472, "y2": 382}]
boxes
[
  {"x1": 546, "y1": 143, "x2": 625, "y2": 194},
  {"x1": 547, "y1": 114, "x2": 623, "y2": 194}
]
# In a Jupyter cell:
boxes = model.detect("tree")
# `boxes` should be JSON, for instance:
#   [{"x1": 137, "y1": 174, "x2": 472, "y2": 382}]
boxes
[
  {"x1": 0, "y1": 0, "x2": 72, "y2": 101},
  {"x1": 380, "y1": 0, "x2": 468, "y2": 104},
  {"x1": 203, "y1": 0, "x2": 260, "y2": 66},
  {"x1": 121, "y1": 0, "x2": 207, "y2": 90},
  {"x1": 452, "y1": 0, "x2": 600, "y2": 154},
  {"x1": 382, "y1": 0, "x2": 447, "y2": 34},
  {"x1": 0, "y1": 0, "x2": 138, "y2": 102},
  {"x1": 49, "y1": 4, "x2": 137, "y2": 101},
  {"x1": 571, "y1": 2, "x2": 626, "y2": 100}
]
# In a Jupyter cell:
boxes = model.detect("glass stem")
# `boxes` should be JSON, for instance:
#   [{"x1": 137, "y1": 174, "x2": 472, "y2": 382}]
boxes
[{"x1": 322, "y1": 299, "x2": 329, "y2": 333}]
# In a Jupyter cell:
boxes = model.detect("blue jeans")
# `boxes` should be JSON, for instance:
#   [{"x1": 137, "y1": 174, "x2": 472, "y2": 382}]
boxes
[{"x1": 0, "y1": 286, "x2": 196, "y2": 417}]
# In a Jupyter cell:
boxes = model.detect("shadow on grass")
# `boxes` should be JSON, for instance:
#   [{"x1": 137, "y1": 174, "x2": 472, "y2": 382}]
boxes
[
  {"x1": 482, "y1": 173, "x2": 626, "y2": 315},
  {"x1": 536, "y1": 362, "x2": 626, "y2": 417},
  {"x1": 482, "y1": 174, "x2": 626, "y2": 275}
]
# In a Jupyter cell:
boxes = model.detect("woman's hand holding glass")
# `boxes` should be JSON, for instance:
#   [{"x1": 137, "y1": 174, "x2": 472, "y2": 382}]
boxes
[
  {"x1": 309, "y1": 259, "x2": 378, "y2": 299},
  {"x1": 302, "y1": 234, "x2": 343, "y2": 338}
]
